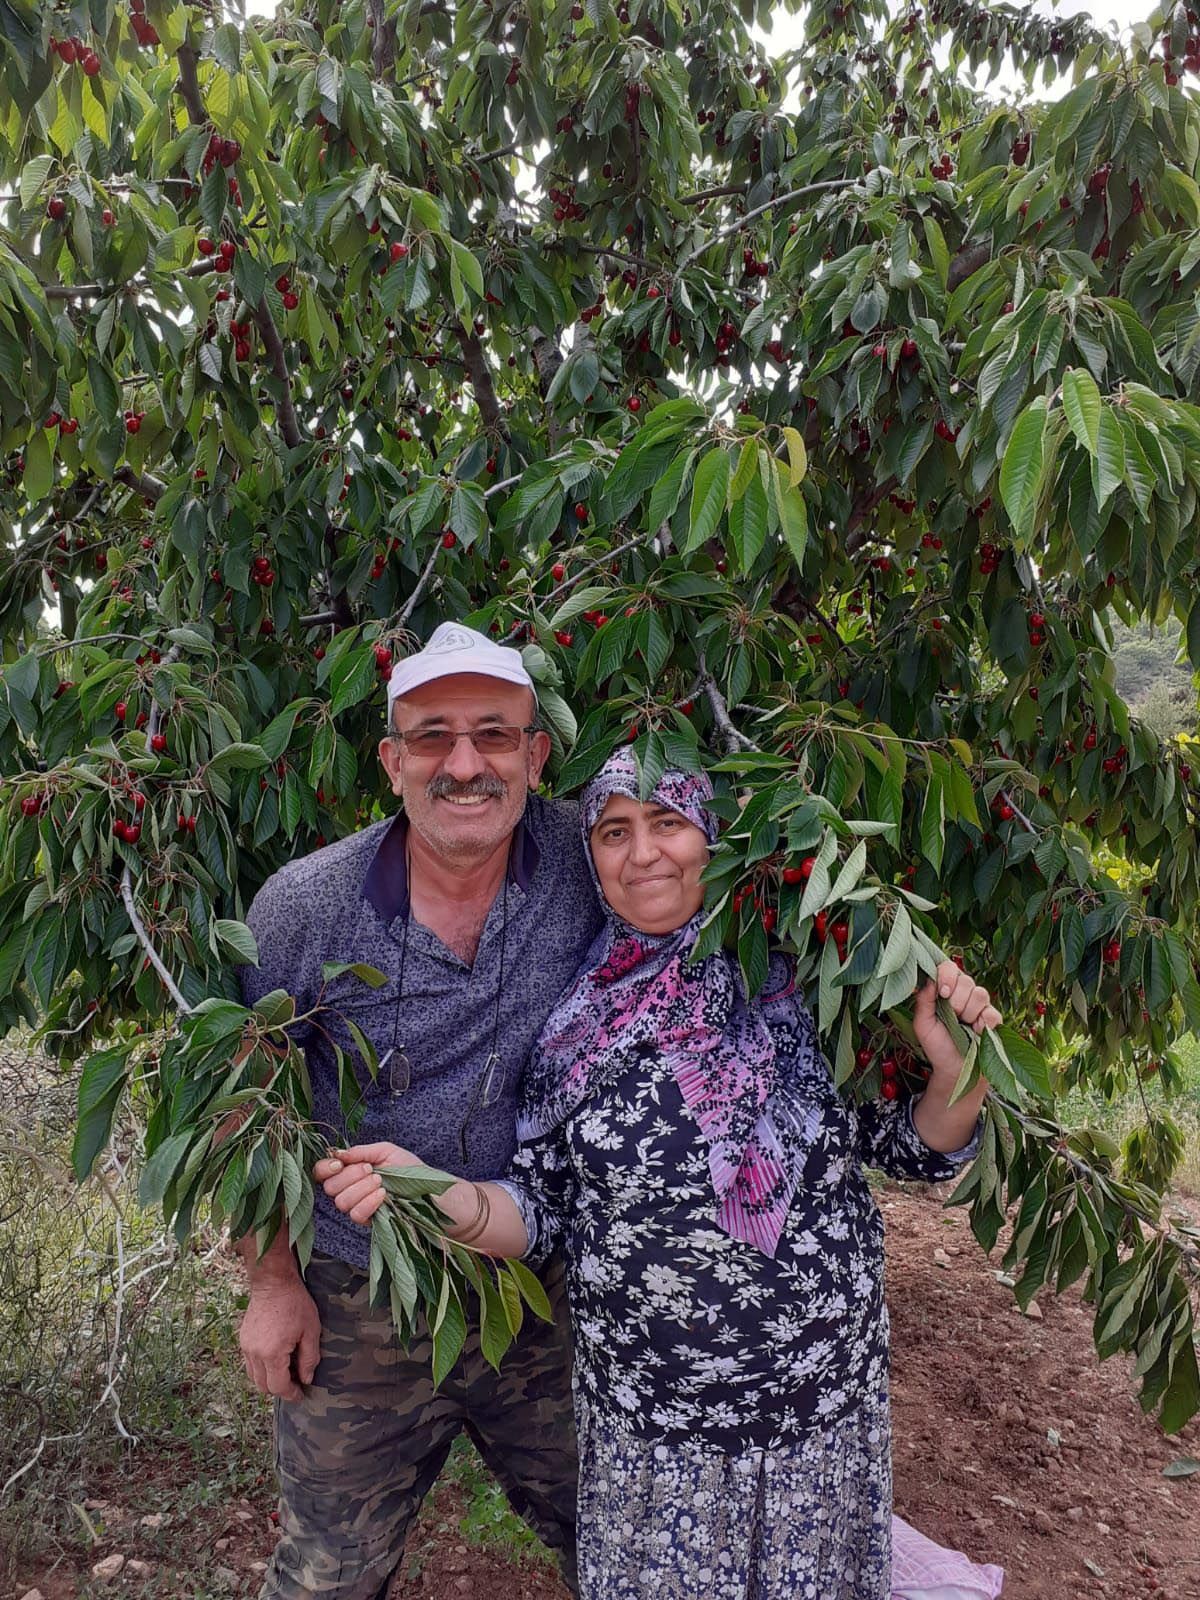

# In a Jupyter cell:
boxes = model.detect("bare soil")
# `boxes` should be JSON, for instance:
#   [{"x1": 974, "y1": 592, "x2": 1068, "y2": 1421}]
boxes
[{"x1": 9, "y1": 1184, "x2": 1198, "y2": 1600}]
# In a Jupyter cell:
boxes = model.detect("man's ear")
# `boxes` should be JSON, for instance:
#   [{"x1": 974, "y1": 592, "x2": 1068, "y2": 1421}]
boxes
[
  {"x1": 527, "y1": 729, "x2": 553, "y2": 789},
  {"x1": 379, "y1": 735, "x2": 405, "y2": 795}
]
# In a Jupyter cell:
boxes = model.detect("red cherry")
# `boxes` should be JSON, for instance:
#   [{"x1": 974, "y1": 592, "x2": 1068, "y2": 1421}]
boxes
[
  {"x1": 283, "y1": 291, "x2": 299, "y2": 310},
  {"x1": 900, "y1": 338, "x2": 917, "y2": 358},
  {"x1": 881, "y1": 1058, "x2": 899, "y2": 1080},
  {"x1": 831, "y1": 920, "x2": 850, "y2": 946},
  {"x1": 373, "y1": 644, "x2": 393, "y2": 672},
  {"x1": 574, "y1": 502, "x2": 588, "y2": 522},
  {"x1": 551, "y1": 562, "x2": 566, "y2": 581},
  {"x1": 47, "y1": 196, "x2": 66, "y2": 220},
  {"x1": 198, "y1": 238, "x2": 215, "y2": 256},
  {"x1": 814, "y1": 910, "x2": 829, "y2": 942},
  {"x1": 150, "y1": 732, "x2": 167, "y2": 753},
  {"x1": 390, "y1": 241, "x2": 408, "y2": 262},
  {"x1": 101, "y1": 208, "x2": 115, "y2": 226},
  {"x1": 626, "y1": 395, "x2": 641, "y2": 412},
  {"x1": 113, "y1": 820, "x2": 129, "y2": 842},
  {"x1": 124, "y1": 822, "x2": 141, "y2": 843},
  {"x1": 554, "y1": 630, "x2": 574, "y2": 647},
  {"x1": 1103, "y1": 940, "x2": 1121, "y2": 963},
  {"x1": 125, "y1": 415, "x2": 141, "y2": 435},
  {"x1": 82, "y1": 51, "x2": 101, "y2": 76},
  {"x1": 761, "y1": 908, "x2": 777, "y2": 932},
  {"x1": 856, "y1": 1046, "x2": 873, "y2": 1068},
  {"x1": 114, "y1": 701, "x2": 127, "y2": 721},
  {"x1": 880, "y1": 1079, "x2": 899, "y2": 1101},
  {"x1": 441, "y1": 530, "x2": 458, "y2": 549},
  {"x1": 57, "y1": 38, "x2": 78, "y2": 63}
]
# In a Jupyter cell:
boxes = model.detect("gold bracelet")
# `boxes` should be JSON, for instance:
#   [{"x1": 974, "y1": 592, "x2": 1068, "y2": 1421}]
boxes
[{"x1": 452, "y1": 1182, "x2": 491, "y2": 1246}]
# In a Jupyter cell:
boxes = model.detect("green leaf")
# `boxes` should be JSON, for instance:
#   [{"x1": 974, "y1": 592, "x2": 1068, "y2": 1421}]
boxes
[
  {"x1": 23, "y1": 427, "x2": 53, "y2": 504},
  {"x1": 214, "y1": 918, "x2": 259, "y2": 965},
  {"x1": 683, "y1": 446, "x2": 729, "y2": 555},
  {"x1": 999, "y1": 401, "x2": 1046, "y2": 539},
  {"x1": 780, "y1": 427, "x2": 807, "y2": 486},
  {"x1": 729, "y1": 437, "x2": 759, "y2": 501},
  {"x1": 1061, "y1": 368, "x2": 1101, "y2": 455},
  {"x1": 72, "y1": 1046, "x2": 131, "y2": 1179},
  {"x1": 329, "y1": 647, "x2": 377, "y2": 716},
  {"x1": 1091, "y1": 406, "x2": 1125, "y2": 508}
]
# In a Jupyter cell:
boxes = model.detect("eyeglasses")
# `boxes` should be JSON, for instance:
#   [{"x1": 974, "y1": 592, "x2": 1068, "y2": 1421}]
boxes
[{"x1": 390, "y1": 725, "x2": 536, "y2": 758}]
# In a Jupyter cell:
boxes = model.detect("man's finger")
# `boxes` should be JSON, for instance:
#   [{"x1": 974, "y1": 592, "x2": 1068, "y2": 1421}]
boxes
[
  {"x1": 265, "y1": 1354, "x2": 303, "y2": 1402},
  {"x1": 321, "y1": 1162, "x2": 378, "y2": 1198},
  {"x1": 297, "y1": 1322, "x2": 321, "y2": 1387},
  {"x1": 348, "y1": 1189, "x2": 388, "y2": 1225}
]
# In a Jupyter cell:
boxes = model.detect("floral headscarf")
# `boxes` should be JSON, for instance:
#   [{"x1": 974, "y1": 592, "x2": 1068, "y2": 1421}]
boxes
[{"x1": 519, "y1": 749, "x2": 822, "y2": 1257}]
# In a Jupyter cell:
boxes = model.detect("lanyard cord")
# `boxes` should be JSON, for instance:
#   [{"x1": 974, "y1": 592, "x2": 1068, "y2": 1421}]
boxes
[{"x1": 378, "y1": 840, "x2": 512, "y2": 1165}]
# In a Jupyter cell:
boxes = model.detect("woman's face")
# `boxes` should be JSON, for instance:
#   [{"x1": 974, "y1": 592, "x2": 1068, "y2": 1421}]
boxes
[{"x1": 590, "y1": 794, "x2": 709, "y2": 934}]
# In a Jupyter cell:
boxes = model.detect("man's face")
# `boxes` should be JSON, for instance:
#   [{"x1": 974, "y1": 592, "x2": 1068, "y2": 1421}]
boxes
[{"x1": 379, "y1": 675, "x2": 551, "y2": 864}]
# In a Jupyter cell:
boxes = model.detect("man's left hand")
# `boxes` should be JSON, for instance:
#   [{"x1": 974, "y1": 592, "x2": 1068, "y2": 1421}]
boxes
[{"x1": 913, "y1": 960, "x2": 1003, "y2": 1081}]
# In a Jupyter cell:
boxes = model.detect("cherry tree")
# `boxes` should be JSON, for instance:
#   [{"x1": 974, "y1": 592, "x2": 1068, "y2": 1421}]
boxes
[{"x1": 1, "y1": 0, "x2": 1199, "y2": 1420}]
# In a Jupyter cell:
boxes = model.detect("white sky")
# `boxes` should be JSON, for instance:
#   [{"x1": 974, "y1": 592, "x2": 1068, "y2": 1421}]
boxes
[{"x1": 759, "y1": 2, "x2": 1164, "y2": 101}]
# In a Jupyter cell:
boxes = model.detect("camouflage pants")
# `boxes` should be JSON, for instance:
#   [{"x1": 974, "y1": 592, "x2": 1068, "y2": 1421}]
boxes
[{"x1": 261, "y1": 1253, "x2": 578, "y2": 1600}]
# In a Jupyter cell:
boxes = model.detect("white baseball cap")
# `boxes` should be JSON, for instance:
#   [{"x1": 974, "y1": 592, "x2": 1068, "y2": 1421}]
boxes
[{"x1": 386, "y1": 622, "x2": 536, "y2": 723}]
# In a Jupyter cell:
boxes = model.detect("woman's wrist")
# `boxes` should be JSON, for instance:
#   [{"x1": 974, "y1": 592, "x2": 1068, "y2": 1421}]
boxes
[{"x1": 438, "y1": 1177, "x2": 486, "y2": 1236}]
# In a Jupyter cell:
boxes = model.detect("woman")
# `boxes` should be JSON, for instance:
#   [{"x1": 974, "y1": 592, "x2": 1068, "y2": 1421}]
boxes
[{"x1": 316, "y1": 751, "x2": 997, "y2": 1599}]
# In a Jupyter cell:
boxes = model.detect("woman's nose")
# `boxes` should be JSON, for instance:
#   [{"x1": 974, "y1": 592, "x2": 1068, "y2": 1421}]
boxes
[{"x1": 627, "y1": 826, "x2": 661, "y2": 865}]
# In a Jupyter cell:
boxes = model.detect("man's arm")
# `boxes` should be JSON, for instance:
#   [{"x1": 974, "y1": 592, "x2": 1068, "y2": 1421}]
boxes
[{"x1": 233, "y1": 867, "x2": 323, "y2": 1401}]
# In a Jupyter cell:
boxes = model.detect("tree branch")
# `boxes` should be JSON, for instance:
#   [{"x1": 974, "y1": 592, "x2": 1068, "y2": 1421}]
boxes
[
  {"x1": 544, "y1": 529, "x2": 653, "y2": 606},
  {"x1": 299, "y1": 610, "x2": 339, "y2": 629},
  {"x1": 396, "y1": 542, "x2": 441, "y2": 629},
  {"x1": 681, "y1": 183, "x2": 749, "y2": 204},
  {"x1": 175, "y1": 43, "x2": 206, "y2": 127},
  {"x1": 844, "y1": 476, "x2": 899, "y2": 556},
  {"x1": 456, "y1": 323, "x2": 509, "y2": 438},
  {"x1": 252, "y1": 298, "x2": 303, "y2": 450},
  {"x1": 120, "y1": 867, "x2": 192, "y2": 1013},
  {"x1": 323, "y1": 526, "x2": 355, "y2": 630},
  {"x1": 477, "y1": 141, "x2": 521, "y2": 166},
  {"x1": 677, "y1": 179, "x2": 862, "y2": 272},
  {"x1": 947, "y1": 240, "x2": 991, "y2": 294},
  {"x1": 699, "y1": 655, "x2": 761, "y2": 754},
  {"x1": 366, "y1": 0, "x2": 398, "y2": 75},
  {"x1": 114, "y1": 466, "x2": 166, "y2": 504}
]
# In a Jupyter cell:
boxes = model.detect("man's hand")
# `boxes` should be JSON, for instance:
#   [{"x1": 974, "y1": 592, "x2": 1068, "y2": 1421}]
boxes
[
  {"x1": 314, "y1": 1142, "x2": 421, "y2": 1226},
  {"x1": 240, "y1": 1273, "x2": 322, "y2": 1401}
]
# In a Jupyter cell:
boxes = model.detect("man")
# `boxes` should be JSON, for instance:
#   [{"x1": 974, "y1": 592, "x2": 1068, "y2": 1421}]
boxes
[{"x1": 237, "y1": 621, "x2": 604, "y2": 1600}]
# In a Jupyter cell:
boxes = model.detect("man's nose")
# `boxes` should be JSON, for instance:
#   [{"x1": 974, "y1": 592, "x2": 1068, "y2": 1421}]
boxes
[{"x1": 439, "y1": 733, "x2": 488, "y2": 782}]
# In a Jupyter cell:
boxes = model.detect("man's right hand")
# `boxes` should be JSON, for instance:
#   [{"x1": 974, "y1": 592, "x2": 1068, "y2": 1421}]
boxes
[{"x1": 239, "y1": 1273, "x2": 322, "y2": 1402}]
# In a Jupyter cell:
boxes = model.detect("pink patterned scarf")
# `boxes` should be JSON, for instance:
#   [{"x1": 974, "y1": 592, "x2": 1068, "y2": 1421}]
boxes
[{"x1": 519, "y1": 751, "x2": 821, "y2": 1257}]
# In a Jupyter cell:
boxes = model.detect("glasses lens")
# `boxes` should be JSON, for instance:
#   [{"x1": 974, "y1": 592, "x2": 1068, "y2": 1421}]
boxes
[
  {"x1": 472, "y1": 727, "x2": 522, "y2": 754},
  {"x1": 405, "y1": 730, "x2": 455, "y2": 756}
]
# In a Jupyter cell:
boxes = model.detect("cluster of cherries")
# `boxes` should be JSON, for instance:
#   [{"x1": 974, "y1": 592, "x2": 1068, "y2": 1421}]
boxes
[
  {"x1": 44, "y1": 409, "x2": 78, "y2": 435},
  {"x1": 1161, "y1": 27, "x2": 1200, "y2": 82},
  {"x1": 197, "y1": 236, "x2": 238, "y2": 272},
  {"x1": 49, "y1": 34, "x2": 103, "y2": 74},
  {"x1": 251, "y1": 553, "x2": 277, "y2": 588},
  {"x1": 128, "y1": 0, "x2": 159, "y2": 47},
  {"x1": 741, "y1": 247, "x2": 770, "y2": 279},
  {"x1": 273, "y1": 271, "x2": 300, "y2": 310}
]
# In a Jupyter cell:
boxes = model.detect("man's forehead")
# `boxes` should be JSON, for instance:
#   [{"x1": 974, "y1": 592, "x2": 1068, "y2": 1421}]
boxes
[{"x1": 392, "y1": 673, "x2": 532, "y2": 723}]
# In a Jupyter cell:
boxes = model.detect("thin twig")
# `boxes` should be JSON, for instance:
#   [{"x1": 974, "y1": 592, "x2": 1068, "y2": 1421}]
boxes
[
  {"x1": 699, "y1": 654, "x2": 761, "y2": 754},
  {"x1": 544, "y1": 529, "x2": 651, "y2": 606},
  {"x1": 253, "y1": 298, "x2": 303, "y2": 450},
  {"x1": 114, "y1": 465, "x2": 166, "y2": 504},
  {"x1": 677, "y1": 179, "x2": 862, "y2": 271},
  {"x1": 396, "y1": 542, "x2": 441, "y2": 629},
  {"x1": 120, "y1": 868, "x2": 192, "y2": 1013}
]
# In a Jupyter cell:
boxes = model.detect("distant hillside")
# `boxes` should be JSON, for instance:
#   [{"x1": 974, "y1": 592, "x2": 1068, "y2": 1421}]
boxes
[{"x1": 1110, "y1": 618, "x2": 1197, "y2": 739}]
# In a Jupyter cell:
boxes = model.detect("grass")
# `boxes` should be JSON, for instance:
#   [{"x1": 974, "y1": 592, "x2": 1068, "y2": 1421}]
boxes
[{"x1": 1058, "y1": 1032, "x2": 1200, "y2": 1197}]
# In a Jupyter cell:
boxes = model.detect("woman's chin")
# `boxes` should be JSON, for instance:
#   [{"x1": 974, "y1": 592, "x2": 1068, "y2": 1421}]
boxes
[{"x1": 613, "y1": 894, "x2": 703, "y2": 936}]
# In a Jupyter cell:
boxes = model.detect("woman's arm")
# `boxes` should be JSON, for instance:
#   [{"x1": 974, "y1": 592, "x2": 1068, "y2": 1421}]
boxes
[{"x1": 314, "y1": 1145, "x2": 530, "y2": 1257}]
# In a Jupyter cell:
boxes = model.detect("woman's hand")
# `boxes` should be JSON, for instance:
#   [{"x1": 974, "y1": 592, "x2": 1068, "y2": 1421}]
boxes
[
  {"x1": 313, "y1": 1142, "x2": 423, "y2": 1226},
  {"x1": 913, "y1": 959, "x2": 1003, "y2": 1083},
  {"x1": 909, "y1": 961, "x2": 1001, "y2": 1154}
]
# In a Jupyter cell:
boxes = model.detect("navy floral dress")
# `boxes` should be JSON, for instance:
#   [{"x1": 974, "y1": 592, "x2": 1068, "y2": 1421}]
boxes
[{"x1": 498, "y1": 968, "x2": 980, "y2": 1599}]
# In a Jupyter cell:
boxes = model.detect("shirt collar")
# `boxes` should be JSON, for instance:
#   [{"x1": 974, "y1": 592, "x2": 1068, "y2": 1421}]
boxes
[{"x1": 363, "y1": 804, "x2": 541, "y2": 923}]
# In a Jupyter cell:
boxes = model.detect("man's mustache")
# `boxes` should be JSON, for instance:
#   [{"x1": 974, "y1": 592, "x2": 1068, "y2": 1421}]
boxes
[{"x1": 426, "y1": 774, "x2": 507, "y2": 801}]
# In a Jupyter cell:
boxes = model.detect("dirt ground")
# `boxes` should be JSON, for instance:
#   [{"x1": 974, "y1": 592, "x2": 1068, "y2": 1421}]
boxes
[{"x1": 10, "y1": 1183, "x2": 1199, "y2": 1600}]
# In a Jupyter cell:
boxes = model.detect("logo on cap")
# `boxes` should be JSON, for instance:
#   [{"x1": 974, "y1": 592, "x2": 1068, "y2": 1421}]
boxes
[{"x1": 426, "y1": 625, "x2": 476, "y2": 655}]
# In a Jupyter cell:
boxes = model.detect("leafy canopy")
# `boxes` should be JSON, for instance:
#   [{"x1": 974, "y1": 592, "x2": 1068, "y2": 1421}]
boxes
[{"x1": 1, "y1": 0, "x2": 1199, "y2": 1420}]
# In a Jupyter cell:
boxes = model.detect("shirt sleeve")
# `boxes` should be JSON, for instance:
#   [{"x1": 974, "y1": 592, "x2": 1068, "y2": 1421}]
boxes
[
  {"x1": 494, "y1": 1123, "x2": 576, "y2": 1271},
  {"x1": 855, "y1": 1092, "x2": 982, "y2": 1181},
  {"x1": 237, "y1": 866, "x2": 317, "y2": 1046}
]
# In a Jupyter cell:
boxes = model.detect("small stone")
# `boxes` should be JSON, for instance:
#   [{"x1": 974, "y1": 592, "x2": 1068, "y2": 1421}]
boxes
[
  {"x1": 91, "y1": 1554, "x2": 126, "y2": 1581},
  {"x1": 250, "y1": 1562, "x2": 268, "y2": 1574},
  {"x1": 933, "y1": 1247, "x2": 952, "y2": 1268},
  {"x1": 213, "y1": 1566, "x2": 240, "y2": 1588},
  {"x1": 19, "y1": 1589, "x2": 45, "y2": 1599},
  {"x1": 214, "y1": 1537, "x2": 231, "y2": 1552},
  {"x1": 139, "y1": 1512, "x2": 167, "y2": 1530},
  {"x1": 126, "y1": 1560, "x2": 152, "y2": 1577},
  {"x1": 234, "y1": 1508, "x2": 254, "y2": 1522},
  {"x1": 1024, "y1": 1300, "x2": 1043, "y2": 1320},
  {"x1": 453, "y1": 1580, "x2": 472, "y2": 1596},
  {"x1": 1067, "y1": 1506, "x2": 1084, "y2": 1521},
  {"x1": 1032, "y1": 1509, "x2": 1054, "y2": 1536},
  {"x1": 1095, "y1": 1522, "x2": 1110, "y2": 1535}
]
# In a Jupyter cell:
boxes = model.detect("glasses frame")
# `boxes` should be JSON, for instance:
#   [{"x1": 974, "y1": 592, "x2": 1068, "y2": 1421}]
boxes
[{"x1": 388, "y1": 724, "x2": 538, "y2": 757}]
